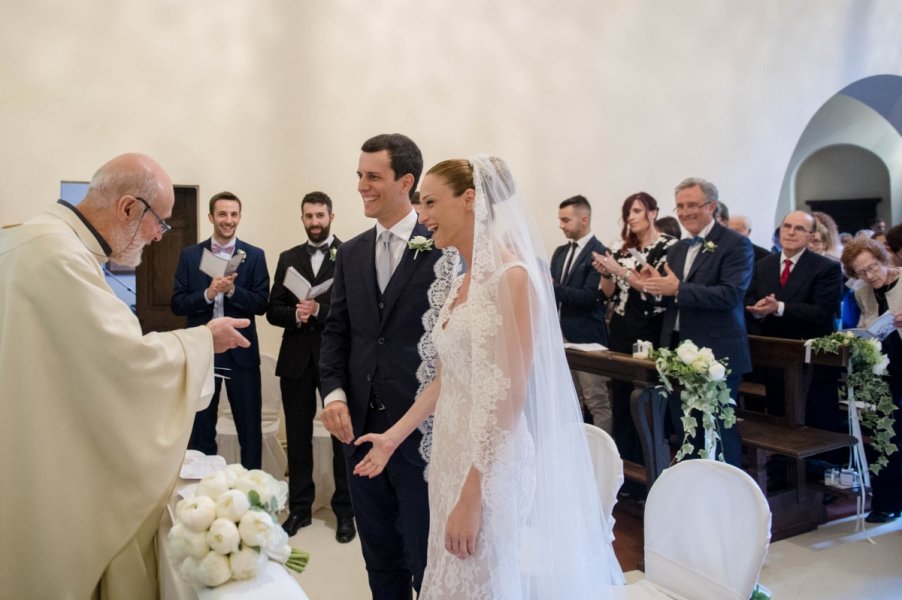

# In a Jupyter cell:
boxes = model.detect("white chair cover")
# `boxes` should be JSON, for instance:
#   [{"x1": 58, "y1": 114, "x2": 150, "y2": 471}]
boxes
[
  {"x1": 583, "y1": 423, "x2": 624, "y2": 540},
  {"x1": 640, "y1": 459, "x2": 771, "y2": 600},
  {"x1": 216, "y1": 354, "x2": 288, "y2": 479}
]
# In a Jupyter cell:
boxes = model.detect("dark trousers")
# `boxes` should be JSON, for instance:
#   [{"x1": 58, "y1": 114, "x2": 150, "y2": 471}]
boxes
[
  {"x1": 347, "y1": 407, "x2": 429, "y2": 600},
  {"x1": 281, "y1": 365, "x2": 352, "y2": 519},
  {"x1": 189, "y1": 366, "x2": 262, "y2": 469}
]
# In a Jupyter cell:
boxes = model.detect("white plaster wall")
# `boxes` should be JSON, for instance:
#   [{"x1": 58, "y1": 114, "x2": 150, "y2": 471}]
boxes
[{"x1": 1, "y1": 0, "x2": 901, "y2": 355}]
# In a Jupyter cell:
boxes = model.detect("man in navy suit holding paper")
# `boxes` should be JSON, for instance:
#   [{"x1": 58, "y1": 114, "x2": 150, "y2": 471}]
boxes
[
  {"x1": 319, "y1": 134, "x2": 439, "y2": 599},
  {"x1": 266, "y1": 191, "x2": 355, "y2": 541},
  {"x1": 172, "y1": 191, "x2": 270, "y2": 469},
  {"x1": 643, "y1": 178, "x2": 754, "y2": 467}
]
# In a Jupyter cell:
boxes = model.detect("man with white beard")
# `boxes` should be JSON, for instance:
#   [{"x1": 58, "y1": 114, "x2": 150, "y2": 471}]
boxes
[{"x1": 0, "y1": 153, "x2": 250, "y2": 599}]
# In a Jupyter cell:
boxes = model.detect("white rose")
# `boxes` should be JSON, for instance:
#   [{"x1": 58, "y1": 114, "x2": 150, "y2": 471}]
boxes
[
  {"x1": 708, "y1": 362, "x2": 726, "y2": 382},
  {"x1": 697, "y1": 347, "x2": 715, "y2": 365},
  {"x1": 167, "y1": 523, "x2": 191, "y2": 564},
  {"x1": 239, "y1": 510, "x2": 275, "y2": 547},
  {"x1": 692, "y1": 359, "x2": 708, "y2": 373},
  {"x1": 233, "y1": 470, "x2": 274, "y2": 504},
  {"x1": 229, "y1": 546, "x2": 266, "y2": 580},
  {"x1": 222, "y1": 463, "x2": 248, "y2": 487},
  {"x1": 196, "y1": 471, "x2": 230, "y2": 500},
  {"x1": 264, "y1": 523, "x2": 291, "y2": 563},
  {"x1": 216, "y1": 489, "x2": 251, "y2": 522},
  {"x1": 206, "y1": 518, "x2": 241, "y2": 555},
  {"x1": 677, "y1": 342, "x2": 699, "y2": 365},
  {"x1": 873, "y1": 355, "x2": 890, "y2": 376},
  {"x1": 197, "y1": 551, "x2": 232, "y2": 587},
  {"x1": 176, "y1": 496, "x2": 217, "y2": 533},
  {"x1": 179, "y1": 556, "x2": 202, "y2": 585},
  {"x1": 868, "y1": 338, "x2": 882, "y2": 353}
]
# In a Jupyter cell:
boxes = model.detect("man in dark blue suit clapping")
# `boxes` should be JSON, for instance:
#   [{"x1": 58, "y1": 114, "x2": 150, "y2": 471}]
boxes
[{"x1": 643, "y1": 178, "x2": 754, "y2": 467}]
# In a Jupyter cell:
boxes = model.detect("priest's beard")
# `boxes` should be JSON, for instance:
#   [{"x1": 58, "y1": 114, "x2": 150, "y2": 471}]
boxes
[{"x1": 109, "y1": 221, "x2": 147, "y2": 268}]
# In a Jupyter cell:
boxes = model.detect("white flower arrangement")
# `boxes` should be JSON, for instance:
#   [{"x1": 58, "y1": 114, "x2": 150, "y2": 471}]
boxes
[
  {"x1": 168, "y1": 465, "x2": 309, "y2": 588},
  {"x1": 329, "y1": 247, "x2": 338, "y2": 262},
  {"x1": 407, "y1": 235, "x2": 434, "y2": 259},
  {"x1": 650, "y1": 340, "x2": 735, "y2": 462},
  {"x1": 235, "y1": 249, "x2": 247, "y2": 263},
  {"x1": 810, "y1": 331, "x2": 897, "y2": 474},
  {"x1": 701, "y1": 240, "x2": 717, "y2": 253}
]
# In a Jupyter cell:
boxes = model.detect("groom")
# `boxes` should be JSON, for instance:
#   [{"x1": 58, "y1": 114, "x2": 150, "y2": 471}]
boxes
[{"x1": 319, "y1": 133, "x2": 439, "y2": 599}]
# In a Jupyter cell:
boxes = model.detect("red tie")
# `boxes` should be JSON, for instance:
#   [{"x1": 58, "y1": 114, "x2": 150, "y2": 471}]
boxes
[{"x1": 780, "y1": 258, "x2": 792, "y2": 287}]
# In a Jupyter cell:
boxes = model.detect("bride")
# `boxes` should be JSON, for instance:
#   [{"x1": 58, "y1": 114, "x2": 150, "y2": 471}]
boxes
[{"x1": 353, "y1": 156, "x2": 622, "y2": 598}]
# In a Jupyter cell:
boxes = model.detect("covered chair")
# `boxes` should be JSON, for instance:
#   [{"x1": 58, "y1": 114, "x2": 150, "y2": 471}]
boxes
[
  {"x1": 216, "y1": 354, "x2": 288, "y2": 479},
  {"x1": 619, "y1": 459, "x2": 771, "y2": 600},
  {"x1": 583, "y1": 423, "x2": 624, "y2": 539}
]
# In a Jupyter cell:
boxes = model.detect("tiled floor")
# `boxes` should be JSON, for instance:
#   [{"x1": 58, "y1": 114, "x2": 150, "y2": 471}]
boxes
[{"x1": 287, "y1": 504, "x2": 902, "y2": 599}]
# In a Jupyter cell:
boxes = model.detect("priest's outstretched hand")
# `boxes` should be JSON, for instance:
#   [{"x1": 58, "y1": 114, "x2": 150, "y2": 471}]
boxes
[{"x1": 207, "y1": 317, "x2": 251, "y2": 352}]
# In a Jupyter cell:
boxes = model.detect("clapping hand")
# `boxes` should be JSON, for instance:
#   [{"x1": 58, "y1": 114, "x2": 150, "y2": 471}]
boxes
[
  {"x1": 641, "y1": 263, "x2": 680, "y2": 296},
  {"x1": 746, "y1": 294, "x2": 779, "y2": 317},
  {"x1": 352, "y1": 433, "x2": 398, "y2": 478},
  {"x1": 206, "y1": 273, "x2": 237, "y2": 300},
  {"x1": 591, "y1": 251, "x2": 616, "y2": 276}
]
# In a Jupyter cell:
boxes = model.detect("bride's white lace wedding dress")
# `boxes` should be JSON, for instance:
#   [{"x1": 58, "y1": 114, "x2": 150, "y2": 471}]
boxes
[{"x1": 422, "y1": 266, "x2": 536, "y2": 599}]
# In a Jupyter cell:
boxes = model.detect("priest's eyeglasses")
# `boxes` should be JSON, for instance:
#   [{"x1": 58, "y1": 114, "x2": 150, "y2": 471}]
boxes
[{"x1": 135, "y1": 197, "x2": 172, "y2": 234}]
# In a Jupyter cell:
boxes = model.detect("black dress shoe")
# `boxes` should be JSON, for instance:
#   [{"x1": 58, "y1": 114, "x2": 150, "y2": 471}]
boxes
[
  {"x1": 336, "y1": 517, "x2": 356, "y2": 543},
  {"x1": 282, "y1": 512, "x2": 312, "y2": 536},
  {"x1": 865, "y1": 510, "x2": 900, "y2": 523}
]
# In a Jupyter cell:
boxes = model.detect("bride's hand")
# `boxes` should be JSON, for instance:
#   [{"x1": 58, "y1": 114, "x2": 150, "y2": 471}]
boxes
[
  {"x1": 445, "y1": 488, "x2": 482, "y2": 559},
  {"x1": 352, "y1": 433, "x2": 398, "y2": 478}
]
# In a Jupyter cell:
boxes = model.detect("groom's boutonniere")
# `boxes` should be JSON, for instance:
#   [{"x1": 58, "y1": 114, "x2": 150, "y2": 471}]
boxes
[
  {"x1": 235, "y1": 249, "x2": 247, "y2": 263},
  {"x1": 329, "y1": 247, "x2": 337, "y2": 262},
  {"x1": 702, "y1": 240, "x2": 717, "y2": 253},
  {"x1": 407, "y1": 236, "x2": 433, "y2": 260}
]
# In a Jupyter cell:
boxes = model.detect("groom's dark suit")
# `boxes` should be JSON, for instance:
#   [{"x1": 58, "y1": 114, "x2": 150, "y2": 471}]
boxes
[
  {"x1": 660, "y1": 222, "x2": 754, "y2": 466},
  {"x1": 319, "y1": 221, "x2": 439, "y2": 598},
  {"x1": 266, "y1": 238, "x2": 352, "y2": 522}
]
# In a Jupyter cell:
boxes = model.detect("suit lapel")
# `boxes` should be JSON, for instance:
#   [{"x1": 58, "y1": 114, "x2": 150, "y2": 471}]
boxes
[
  {"x1": 670, "y1": 240, "x2": 689, "y2": 281},
  {"x1": 565, "y1": 238, "x2": 596, "y2": 285},
  {"x1": 380, "y1": 224, "x2": 431, "y2": 326},
  {"x1": 780, "y1": 251, "x2": 809, "y2": 299},
  {"x1": 686, "y1": 224, "x2": 722, "y2": 281}
]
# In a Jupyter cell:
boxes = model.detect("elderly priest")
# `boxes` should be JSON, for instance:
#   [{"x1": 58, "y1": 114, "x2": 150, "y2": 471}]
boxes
[{"x1": 0, "y1": 153, "x2": 251, "y2": 599}]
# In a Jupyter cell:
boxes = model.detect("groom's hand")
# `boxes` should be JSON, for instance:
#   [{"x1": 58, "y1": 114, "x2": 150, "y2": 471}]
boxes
[{"x1": 320, "y1": 401, "x2": 354, "y2": 444}]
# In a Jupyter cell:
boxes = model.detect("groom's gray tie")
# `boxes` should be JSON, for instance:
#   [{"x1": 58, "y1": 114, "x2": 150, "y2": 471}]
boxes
[{"x1": 377, "y1": 230, "x2": 395, "y2": 293}]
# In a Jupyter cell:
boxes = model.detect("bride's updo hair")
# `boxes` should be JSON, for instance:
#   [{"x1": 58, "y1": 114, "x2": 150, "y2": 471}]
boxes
[{"x1": 425, "y1": 159, "x2": 473, "y2": 196}]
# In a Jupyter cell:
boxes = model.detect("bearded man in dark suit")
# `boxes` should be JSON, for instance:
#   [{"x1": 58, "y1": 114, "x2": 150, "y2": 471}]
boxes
[{"x1": 266, "y1": 191, "x2": 355, "y2": 542}]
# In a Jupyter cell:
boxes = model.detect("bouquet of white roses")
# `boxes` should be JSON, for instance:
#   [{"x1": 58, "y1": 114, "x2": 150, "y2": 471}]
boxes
[
  {"x1": 649, "y1": 340, "x2": 735, "y2": 462},
  {"x1": 168, "y1": 464, "x2": 309, "y2": 588}
]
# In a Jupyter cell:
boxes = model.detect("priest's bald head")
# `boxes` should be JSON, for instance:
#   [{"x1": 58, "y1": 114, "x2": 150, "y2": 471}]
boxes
[{"x1": 77, "y1": 153, "x2": 174, "y2": 267}]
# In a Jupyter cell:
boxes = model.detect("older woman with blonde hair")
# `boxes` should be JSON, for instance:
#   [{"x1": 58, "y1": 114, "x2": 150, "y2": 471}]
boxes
[{"x1": 842, "y1": 238, "x2": 902, "y2": 523}]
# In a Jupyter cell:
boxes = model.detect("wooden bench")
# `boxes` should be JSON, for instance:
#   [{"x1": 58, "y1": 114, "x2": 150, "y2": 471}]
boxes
[
  {"x1": 737, "y1": 336, "x2": 857, "y2": 540},
  {"x1": 566, "y1": 348, "x2": 666, "y2": 487}
]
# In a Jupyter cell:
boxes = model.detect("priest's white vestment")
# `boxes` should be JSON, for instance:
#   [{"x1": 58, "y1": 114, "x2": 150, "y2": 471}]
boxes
[{"x1": 0, "y1": 203, "x2": 214, "y2": 599}]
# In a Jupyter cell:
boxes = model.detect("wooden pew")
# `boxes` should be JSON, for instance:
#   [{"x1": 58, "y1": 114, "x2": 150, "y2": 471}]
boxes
[
  {"x1": 737, "y1": 335, "x2": 857, "y2": 540},
  {"x1": 565, "y1": 349, "x2": 668, "y2": 487}
]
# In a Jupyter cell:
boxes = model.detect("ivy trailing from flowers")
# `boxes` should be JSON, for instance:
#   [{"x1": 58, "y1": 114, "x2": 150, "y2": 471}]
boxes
[
  {"x1": 649, "y1": 340, "x2": 735, "y2": 462},
  {"x1": 810, "y1": 332, "x2": 897, "y2": 474}
]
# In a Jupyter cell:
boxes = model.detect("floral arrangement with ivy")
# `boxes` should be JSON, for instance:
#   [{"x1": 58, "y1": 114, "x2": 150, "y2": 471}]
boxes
[
  {"x1": 649, "y1": 340, "x2": 735, "y2": 462},
  {"x1": 809, "y1": 332, "x2": 897, "y2": 474}
]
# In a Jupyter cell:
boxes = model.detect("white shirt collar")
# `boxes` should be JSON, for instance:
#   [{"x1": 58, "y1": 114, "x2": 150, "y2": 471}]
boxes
[
  {"x1": 696, "y1": 220, "x2": 716, "y2": 240},
  {"x1": 781, "y1": 247, "x2": 805, "y2": 265},
  {"x1": 376, "y1": 209, "x2": 418, "y2": 242},
  {"x1": 569, "y1": 232, "x2": 594, "y2": 250}
]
